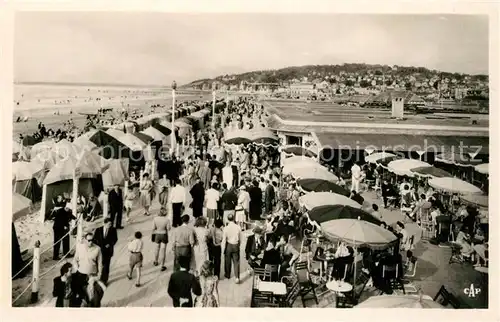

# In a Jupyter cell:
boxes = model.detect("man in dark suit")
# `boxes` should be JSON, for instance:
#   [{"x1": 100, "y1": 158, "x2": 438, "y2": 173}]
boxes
[
  {"x1": 245, "y1": 226, "x2": 266, "y2": 269},
  {"x1": 108, "y1": 185, "x2": 124, "y2": 229},
  {"x1": 189, "y1": 177, "x2": 205, "y2": 218},
  {"x1": 248, "y1": 180, "x2": 263, "y2": 220},
  {"x1": 168, "y1": 256, "x2": 202, "y2": 307},
  {"x1": 92, "y1": 218, "x2": 118, "y2": 284},
  {"x1": 264, "y1": 180, "x2": 276, "y2": 215},
  {"x1": 50, "y1": 197, "x2": 76, "y2": 260}
]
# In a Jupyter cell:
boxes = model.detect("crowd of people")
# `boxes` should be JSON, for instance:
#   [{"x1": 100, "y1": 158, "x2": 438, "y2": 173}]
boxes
[{"x1": 44, "y1": 96, "x2": 488, "y2": 308}]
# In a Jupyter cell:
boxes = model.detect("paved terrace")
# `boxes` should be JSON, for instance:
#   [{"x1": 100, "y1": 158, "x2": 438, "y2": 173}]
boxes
[{"x1": 261, "y1": 100, "x2": 489, "y2": 128}]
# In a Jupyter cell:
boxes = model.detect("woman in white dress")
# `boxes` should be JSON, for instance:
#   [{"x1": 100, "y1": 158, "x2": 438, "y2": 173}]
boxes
[
  {"x1": 222, "y1": 161, "x2": 233, "y2": 190},
  {"x1": 192, "y1": 217, "x2": 209, "y2": 276},
  {"x1": 235, "y1": 185, "x2": 250, "y2": 229}
]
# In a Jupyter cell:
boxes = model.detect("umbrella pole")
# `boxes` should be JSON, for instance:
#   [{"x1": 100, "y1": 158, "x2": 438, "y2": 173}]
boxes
[{"x1": 39, "y1": 184, "x2": 47, "y2": 223}]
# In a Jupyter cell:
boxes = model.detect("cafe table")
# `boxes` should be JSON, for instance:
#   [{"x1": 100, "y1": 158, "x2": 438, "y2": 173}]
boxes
[
  {"x1": 326, "y1": 280, "x2": 353, "y2": 306},
  {"x1": 257, "y1": 281, "x2": 288, "y2": 296}
]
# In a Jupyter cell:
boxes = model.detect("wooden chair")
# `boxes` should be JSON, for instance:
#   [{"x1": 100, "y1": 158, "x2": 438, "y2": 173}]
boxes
[
  {"x1": 264, "y1": 264, "x2": 280, "y2": 282},
  {"x1": 280, "y1": 277, "x2": 301, "y2": 307},
  {"x1": 382, "y1": 264, "x2": 405, "y2": 294},
  {"x1": 448, "y1": 243, "x2": 464, "y2": 264},
  {"x1": 433, "y1": 285, "x2": 462, "y2": 309},
  {"x1": 295, "y1": 261, "x2": 319, "y2": 307},
  {"x1": 251, "y1": 290, "x2": 279, "y2": 308},
  {"x1": 253, "y1": 267, "x2": 272, "y2": 282}
]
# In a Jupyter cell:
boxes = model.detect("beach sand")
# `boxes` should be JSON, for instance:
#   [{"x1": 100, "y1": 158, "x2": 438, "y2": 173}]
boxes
[{"x1": 13, "y1": 84, "x2": 212, "y2": 138}]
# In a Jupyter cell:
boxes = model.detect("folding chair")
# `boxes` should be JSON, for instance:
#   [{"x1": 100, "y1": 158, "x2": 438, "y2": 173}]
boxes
[
  {"x1": 264, "y1": 264, "x2": 280, "y2": 282},
  {"x1": 251, "y1": 290, "x2": 279, "y2": 308},
  {"x1": 382, "y1": 264, "x2": 405, "y2": 294},
  {"x1": 433, "y1": 285, "x2": 462, "y2": 309},
  {"x1": 295, "y1": 261, "x2": 319, "y2": 307}
]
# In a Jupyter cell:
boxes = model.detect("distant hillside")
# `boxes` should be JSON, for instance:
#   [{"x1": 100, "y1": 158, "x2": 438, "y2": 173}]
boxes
[{"x1": 183, "y1": 63, "x2": 488, "y2": 87}]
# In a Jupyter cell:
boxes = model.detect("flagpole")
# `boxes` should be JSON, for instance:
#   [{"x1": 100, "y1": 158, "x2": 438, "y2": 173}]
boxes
[
  {"x1": 212, "y1": 83, "x2": 216, "y2": 130},
  {"x1": 171, "y1": 81, "x2": 177, "y2": 155}
]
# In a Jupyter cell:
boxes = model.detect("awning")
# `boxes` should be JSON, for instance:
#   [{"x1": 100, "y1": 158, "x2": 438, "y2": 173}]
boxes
[{"x1": 316, "y1": 132, "x2": 489, "y2": 155}]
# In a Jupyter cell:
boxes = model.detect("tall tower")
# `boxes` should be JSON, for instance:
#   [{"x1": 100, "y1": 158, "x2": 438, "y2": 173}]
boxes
[{"x1": 391, "y1": 96, "x2": 404, "y2": 118}]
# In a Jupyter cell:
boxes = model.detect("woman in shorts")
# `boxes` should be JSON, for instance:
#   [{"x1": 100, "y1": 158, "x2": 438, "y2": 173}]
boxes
[
  {"x1": 152, "y1": 207, "x2": 170, "y2": 272},
  {"x1": 127, "y1": 231, "x2": 144, "y2": 287}
]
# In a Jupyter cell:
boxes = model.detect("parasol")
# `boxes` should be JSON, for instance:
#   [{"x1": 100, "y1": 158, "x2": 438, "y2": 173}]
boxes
[
  {"x1": 429, "y1": 177, "x2": 482, "y2": 195},
  {"x1": 474, "y1": 163, "x2": 488, "y2": 175},
  {"x1": 297, "y1": 178, "x2": 350, "y2": 195},
  {"x1": 320, "y1": 218, "x2": 397, "y2": 249},
  {"x1": 282, "y1": 155, "x2": 318, "y2": 167},
  {"x1": 410, "y1": 166, "x2": 452, "y2": 178},
  {"x1": 387, "y1": 159, "x2": 431, "y2": 177},
  {"x1": 287, "y1": 165, "x2": 339, "y2": 183},
  {"x1": 309, "y1": 205, "x2": 382, "y2": 226},
  {"x1": 355, "y1": 294, "x2": 444, "y2": 308},
  {"x1": 282, "y1": 145, "x2": 317, "y2": 158},
  {"x1": 460, "y1": 194, "x2": 488, "y2": 208},
  {"x1": 365, "y1": 152, "x2": 397, "y2": 164},
  {"x1": 436, "y1": 152, "x2": 483, "y2": 167},
  {"x1": 299, "y1": 191, "x2": 362, "y2": 210}
]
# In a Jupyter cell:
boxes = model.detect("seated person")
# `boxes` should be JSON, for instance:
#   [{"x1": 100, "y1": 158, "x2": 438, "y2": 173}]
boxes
[
  {"x1": 381, "y1": 180, "x2": 399, "y2": 208},
  {"x1": 277, "y1": 235, "x2": 299, "y2": 274},
  {"x1": 260, "y1": 238, "x2": 282, "y2": 280},
  {"x1": 84, "y1": 194, "x2": 101, "y2": 222},
  {"x1": 455, "y1": 227, "x2": 473, "y2": 259},
  {"x1": 472, "y1": 240, "x2": 488, "y2": 267},
  {"x1": 275, "y1": 216, "x2": 295, "y2": 242},
  {"x1": 332, "y1": 242, "x2": 353, "y2": 280},
  {"x1": 245, "y1": 226, "x2": 266, "y2": 269}
]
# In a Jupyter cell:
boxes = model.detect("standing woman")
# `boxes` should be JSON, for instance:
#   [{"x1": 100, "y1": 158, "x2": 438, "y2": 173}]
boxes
[
  {"x1": 152, "y1": 207, "x2": 171, "y2": 271},
  {"x1": 192, "y1": 217, "x2": 210, "y2": 276},
  {"x1": 124, "y1": 185, "x2": 135, "y2": 223},
  {"x1": 140, "y1": 173, "x2": 153, "y2": 216},
  {"x1": 194, "y1": 260, "x2": 220, "y2": 307}
]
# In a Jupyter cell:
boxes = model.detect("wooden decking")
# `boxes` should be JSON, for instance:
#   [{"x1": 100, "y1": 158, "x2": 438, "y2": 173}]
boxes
[{"x1": 100, "y1": 200, "x2": 253, "y2": 307}]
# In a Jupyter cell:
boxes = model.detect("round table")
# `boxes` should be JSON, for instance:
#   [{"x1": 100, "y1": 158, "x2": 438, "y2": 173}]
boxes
[
  {"x1": 475, "y1": 266, "x2": 488, "y2": 274},
  {"x1": 326, "y1": 280, "x2": 353, "y2": 293}
]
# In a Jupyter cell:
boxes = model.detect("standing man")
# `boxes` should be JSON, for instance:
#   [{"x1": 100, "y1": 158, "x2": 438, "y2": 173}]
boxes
[
  {"x1": 92, "y1": 218, "x2": 118, "y2": 285},
  {"x1": 220, "y1": 184, "x2": 238, "y2": 225},
  {"x1": 205, "y1": 182, "x2": 220, "y2": 227},
  {"x1": 351, "y1": 161, "x2": 362, "y2": 194},
  {"x1": 72, "y1": 232, "x2": 103, "y2": 306},
  {"x1": 168, "y1": 257, "x2": 202, "y2": 307},
  {"x1": 189, "y1": 177, "x2": 205, "y2": 219},
  {"x1": 170, "y1": 179, "x2": 186, "y2": 228},
  {"x1": 172, "y1": 215, "x2": 195, "y2": 271},
  {"x1": 222, "y1": 213, "x2": 242, "y2": 284},
  {"x1": 108, "y1": 184, "x2": 124, "y2": 229},
  {"x1": 49, "y1": 197, "x2": 76, "y2": 260},
  {"x1": 248, "y1": 180, "x2": 263, "y2": 221},
  {"x1": 264, "y1": 180, "x2": 276, "y2": 215}
]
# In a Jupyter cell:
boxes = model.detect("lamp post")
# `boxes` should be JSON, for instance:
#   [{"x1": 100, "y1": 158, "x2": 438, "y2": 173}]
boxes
[
  {"x1": 171, "y1": 80, "x2": 177, "y2": 154},
  {"x1": 212, "y1": 82, "x2": 216, "y2": 130}
]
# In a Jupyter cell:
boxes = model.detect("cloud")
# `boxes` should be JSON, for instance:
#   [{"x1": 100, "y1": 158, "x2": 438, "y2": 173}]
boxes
[{"x1": 14, "y1": 13, "x2": 489, "y2": 85}]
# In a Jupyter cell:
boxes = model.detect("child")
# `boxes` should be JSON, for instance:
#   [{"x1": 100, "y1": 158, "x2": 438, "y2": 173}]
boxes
[
  {"x1": 85, "y1": 274, "x2": 107, "y2": 307},
  {"x1": 127, "y1": 231, "x2": 144, "y2": 287}
]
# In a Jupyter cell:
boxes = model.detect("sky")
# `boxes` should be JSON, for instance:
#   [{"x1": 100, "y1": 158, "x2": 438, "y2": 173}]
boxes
[{"x1": 14, "y1": 12, "x2": 489, "y2": 85}]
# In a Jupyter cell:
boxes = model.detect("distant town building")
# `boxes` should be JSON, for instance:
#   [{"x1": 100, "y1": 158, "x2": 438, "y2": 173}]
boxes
[{"x1": 289, "y1": 82, "x2": 315, "y2": 97}]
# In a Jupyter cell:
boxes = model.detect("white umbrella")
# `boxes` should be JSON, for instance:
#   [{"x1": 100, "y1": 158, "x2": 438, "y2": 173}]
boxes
[
  {"x1": 299, "y1": 191, "x2": 362, "y2": 210},
  {"x1": 474, "y1": 163, "x2": 488, "y2": 175},
  {"x1": 282, "y1": 155, "x2": 318, "y2": 167},
  {"x1": 387, "y1": 159, "x2": 431, "y2": 177},
  {"x1": 429, "y1": 177, "x2": 483, "y2": 195},
  {"x1": 356, "y1": 294, "x2": 444, "y2": 308},
  {"x1": 365, "y1": 152, "x2": 396, "y2": 164},
  {"x1": 429, "y1": 177, "x2": 483, "y2": 194}
]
